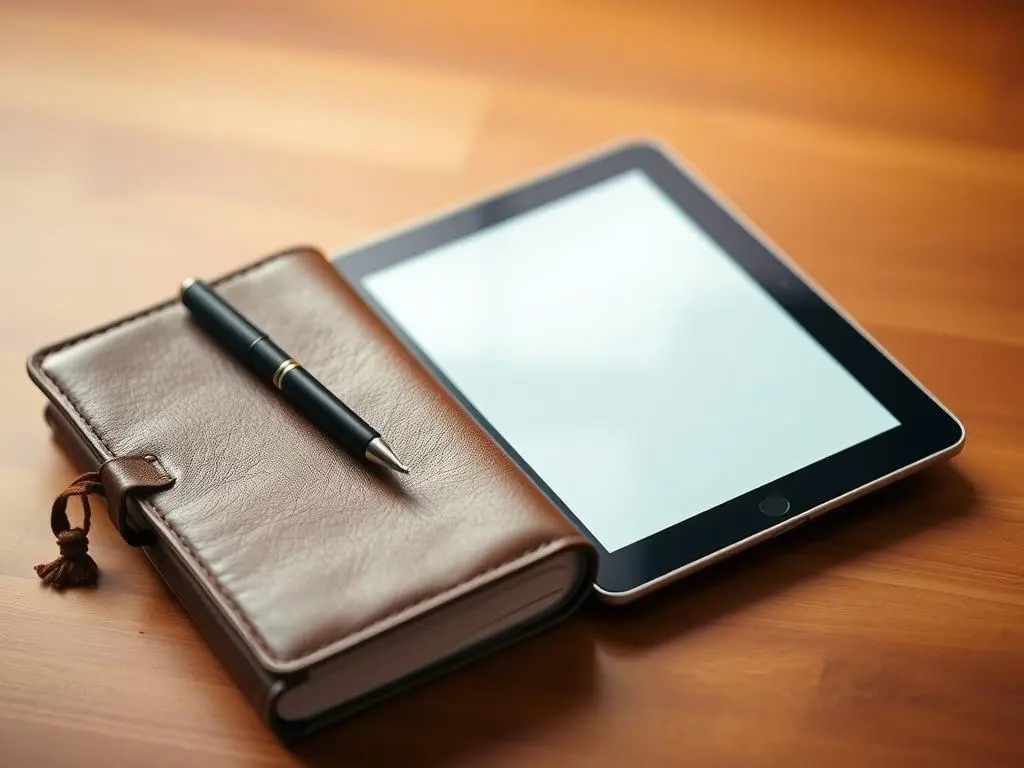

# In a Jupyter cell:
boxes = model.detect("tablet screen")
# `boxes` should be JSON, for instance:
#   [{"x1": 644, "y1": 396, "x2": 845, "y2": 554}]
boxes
[{"x1": 361, "y1": 169, "x2": 899, "y2": 553}]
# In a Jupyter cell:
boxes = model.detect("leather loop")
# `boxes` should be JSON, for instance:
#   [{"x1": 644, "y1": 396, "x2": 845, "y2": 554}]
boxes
[
  {"x1": 35, "y1": 471, "x2": 105, "y2": 588},
  {"x1": 98, "y1": 455, "x2": 175, "y2": 546}
]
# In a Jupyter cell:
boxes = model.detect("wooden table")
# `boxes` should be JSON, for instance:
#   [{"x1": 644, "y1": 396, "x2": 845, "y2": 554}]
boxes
[{"x1": 2, "y1": 2, "x2": 1022, "y2": 765}]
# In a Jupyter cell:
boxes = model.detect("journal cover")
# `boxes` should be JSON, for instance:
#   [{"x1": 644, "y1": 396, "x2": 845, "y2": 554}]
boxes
[{"x1": 27, "y1": 246, "x2": 596, "y2": 739}]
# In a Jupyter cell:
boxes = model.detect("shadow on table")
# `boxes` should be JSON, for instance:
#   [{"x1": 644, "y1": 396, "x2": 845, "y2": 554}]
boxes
[
  {"x1": 295, "y1": 464, "x2": 973, "y2": 764},
  {"x1": 587, "y1": 463, "x2": 977, "y2": 649},
  {"x1": 293, "y1": 619, "x2": 596, "y2": 767}
]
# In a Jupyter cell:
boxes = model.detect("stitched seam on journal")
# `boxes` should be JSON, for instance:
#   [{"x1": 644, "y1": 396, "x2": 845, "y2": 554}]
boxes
[
  {"x1": 33, "y1": 251, "x2": 577, "y2": 665},
  {"x1": 43, "y1": 366, "x2": 571, "y2": 663},
  {"x1": 29, "y1": 246, "x2": 303, "y2": 365}
]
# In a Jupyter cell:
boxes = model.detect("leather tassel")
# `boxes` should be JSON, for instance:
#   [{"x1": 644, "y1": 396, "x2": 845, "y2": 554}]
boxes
[{"x1": 35, "y1": 472, "x2": 104, "y2": 589}]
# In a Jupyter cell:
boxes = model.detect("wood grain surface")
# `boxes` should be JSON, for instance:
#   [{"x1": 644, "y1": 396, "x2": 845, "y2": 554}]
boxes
[{"x1": 1, "y1": 1, "x2": 1022, "y2": 765}]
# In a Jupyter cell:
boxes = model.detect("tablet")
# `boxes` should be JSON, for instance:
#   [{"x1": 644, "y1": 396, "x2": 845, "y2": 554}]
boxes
[{"x1": 335, "y1": 140, "x2": 964, "y2": 603}]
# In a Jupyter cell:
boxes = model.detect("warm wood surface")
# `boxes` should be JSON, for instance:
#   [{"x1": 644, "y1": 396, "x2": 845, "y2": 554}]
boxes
[{"x1": 1, "y1": 1, "x2": 1022, "y2": 765}]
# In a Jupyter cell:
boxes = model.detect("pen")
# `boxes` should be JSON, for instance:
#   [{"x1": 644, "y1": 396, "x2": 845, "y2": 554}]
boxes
[{"x1": 179, "y1": 278, "x2": 409, "y2": 474}]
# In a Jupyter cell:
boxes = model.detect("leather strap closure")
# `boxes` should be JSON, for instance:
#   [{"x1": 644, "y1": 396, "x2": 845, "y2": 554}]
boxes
[
  {"x1": 36, "y1": 454, "x2": 176, "y2": 589},
  {"x1": 99, "y1": 454, "x2": 175, "y2": 546}
]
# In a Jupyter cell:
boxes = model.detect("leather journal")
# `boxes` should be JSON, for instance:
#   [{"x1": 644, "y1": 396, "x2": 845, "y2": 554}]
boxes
[{"x1": 27, "y1": 245, "x2": 597, "y2": 739}]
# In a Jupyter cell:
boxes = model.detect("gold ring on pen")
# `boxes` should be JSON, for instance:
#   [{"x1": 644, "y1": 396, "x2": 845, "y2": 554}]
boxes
[{"x1": 272, "y1": 358, "x2": 301, "y2": 389}]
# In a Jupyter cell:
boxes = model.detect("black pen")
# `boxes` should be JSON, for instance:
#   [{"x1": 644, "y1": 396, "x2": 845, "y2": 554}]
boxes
[{"x1": 180, "y1": 278, "x2": 409, "y2": 474}]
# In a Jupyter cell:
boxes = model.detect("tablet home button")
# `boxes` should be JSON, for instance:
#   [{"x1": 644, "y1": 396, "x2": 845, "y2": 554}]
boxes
[{"x1": 759, "y1": 495, "x2": 791, "y2": 517}]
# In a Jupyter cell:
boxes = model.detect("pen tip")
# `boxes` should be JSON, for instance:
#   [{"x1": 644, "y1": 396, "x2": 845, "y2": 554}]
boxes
[
  {"x1": 365, "y1": 437, "x2": 410, "y2": 474},
  {"x1": 180, "y1": 277, "x2": 197, "y2": 298}
]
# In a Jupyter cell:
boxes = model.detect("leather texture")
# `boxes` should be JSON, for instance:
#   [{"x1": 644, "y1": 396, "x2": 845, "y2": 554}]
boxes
[
  {"x1": 28, "y1": 246, "x2": 595, "y2": 676},
  {"x1": 99, "y1": 454, "x2": 175, "y2": 546},
  {"x1": 44, "y1": 403, "x2": 284, "y2": 728}
]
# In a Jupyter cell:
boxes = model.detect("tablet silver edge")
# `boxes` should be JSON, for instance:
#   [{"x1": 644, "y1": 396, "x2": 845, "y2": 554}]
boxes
[
  {"x1": 333, "y1": 135, "x2": 967, "y2": 605},
  {"x1": 594, "y1": 435, "x2": 964, "y2": 605}
]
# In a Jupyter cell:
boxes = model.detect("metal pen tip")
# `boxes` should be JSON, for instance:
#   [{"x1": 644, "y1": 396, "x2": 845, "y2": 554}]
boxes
[
  {"x1": 365, "y1": 436, "x2": 410, "y2": 474},
  {"x1": 180, "y1": 277, "x2": 197, "y2": 298}
]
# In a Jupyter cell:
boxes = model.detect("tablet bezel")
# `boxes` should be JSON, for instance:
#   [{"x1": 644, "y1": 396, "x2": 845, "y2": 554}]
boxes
[{"x1": 335, "y1": 140, "x2": 964, "y2": 601}]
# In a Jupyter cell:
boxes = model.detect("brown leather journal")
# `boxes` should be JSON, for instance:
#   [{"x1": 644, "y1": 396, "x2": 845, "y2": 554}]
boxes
[{"x1": 27, "y1": 246, "x2": 597, "y2": 739}]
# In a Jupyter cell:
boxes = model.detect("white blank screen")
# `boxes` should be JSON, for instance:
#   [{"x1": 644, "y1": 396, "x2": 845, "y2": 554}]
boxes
[{"x1": 361, "y1": 171, "x2": 899, "y2": 552}]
